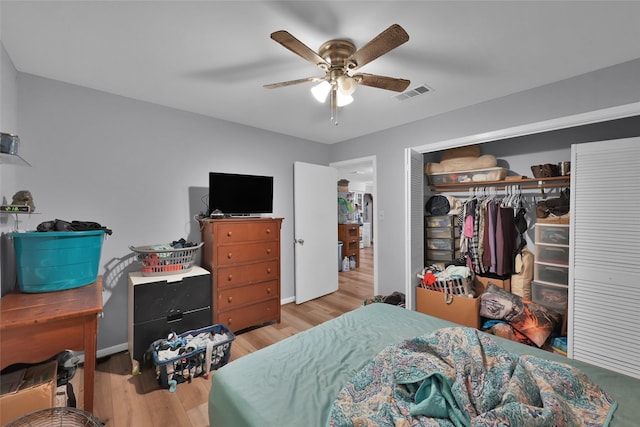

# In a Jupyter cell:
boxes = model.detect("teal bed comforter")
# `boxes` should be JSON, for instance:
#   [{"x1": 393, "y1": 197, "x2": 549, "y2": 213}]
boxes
[{"x1": 208, "y1": 303, "x2": 640, "y2": 427}]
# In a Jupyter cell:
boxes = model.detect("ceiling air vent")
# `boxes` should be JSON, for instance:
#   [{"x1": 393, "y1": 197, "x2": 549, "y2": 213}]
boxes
[{"x1": 394, "y1": 84, "x2": 433, "y2": 101}]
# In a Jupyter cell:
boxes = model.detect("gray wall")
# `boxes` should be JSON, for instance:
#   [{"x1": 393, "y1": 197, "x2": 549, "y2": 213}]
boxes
[
  {"x1": 330, "y1": 58, "x2": 640, "y2": 297},
  {"x1": 0, "y1": 44, "x2": 18, "y2": 134},
  {"x1": 8, "y1": 72, "x2": 330, "y2": 353},
  {"x1": 1, "y1": 42, "x2": 19, "y2": 294}
]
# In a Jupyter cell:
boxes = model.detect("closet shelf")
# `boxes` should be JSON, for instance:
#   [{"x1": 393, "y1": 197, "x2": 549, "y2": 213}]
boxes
[{"x1": 429, "y1": 176, "x2": 570, "y2": 193}]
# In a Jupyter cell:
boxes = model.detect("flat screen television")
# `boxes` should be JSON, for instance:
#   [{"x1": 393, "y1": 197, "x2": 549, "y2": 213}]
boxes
[{"x1": 209, "y1": 172, "x2": 273, "y2": 216}]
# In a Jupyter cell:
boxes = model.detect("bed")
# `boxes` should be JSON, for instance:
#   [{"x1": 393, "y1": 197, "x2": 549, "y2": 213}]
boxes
[{"x1": 208, "y1": 303, "x2": 640, "y2": 426}]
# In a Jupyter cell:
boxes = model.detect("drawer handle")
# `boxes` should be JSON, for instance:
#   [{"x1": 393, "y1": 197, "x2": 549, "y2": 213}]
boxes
[
  {"x1": 227, "y1": 274, "x2": 233, "y2": 281},
  {"x1": 227, "y1": 296, "x2": 233, "y2": 303},
  {"x1": 167, "y1": 310, "x2": 182, "y2": 323},
  {"x1": 266, "y1": 287, "x2": 271, "y2": 294},
  {"x1": 227, "y1": 252, "x2": 233, "y2": 259},
  {"x1": 266, "y1": 248, "x2": 271, "y2": 255},
  {"x1": 227, "y1": 231, "x2": 232, "y2": 237},
  {"x1": 228, "y1": 318, "x2": 232, "y2": 325},
  {"x1": 266, "y1": 267, "x2": 272, "y2": 274},
  {"x1": 266, "y1": 228, "x2": 271, "y2": 234}
]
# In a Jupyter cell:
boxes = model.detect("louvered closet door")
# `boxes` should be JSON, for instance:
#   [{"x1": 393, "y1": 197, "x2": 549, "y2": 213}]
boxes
[{"x1": 570, "y1": 137, "x2": 640, "y2": 379}]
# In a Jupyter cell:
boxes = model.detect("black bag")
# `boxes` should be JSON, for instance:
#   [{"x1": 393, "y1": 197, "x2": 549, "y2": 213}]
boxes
[
  {"x1": 425, "y1": 195, "x2": 450, "y2": 216},
  {"x1": 37, "y1": 219, "x2": 112, "y2": 235}
]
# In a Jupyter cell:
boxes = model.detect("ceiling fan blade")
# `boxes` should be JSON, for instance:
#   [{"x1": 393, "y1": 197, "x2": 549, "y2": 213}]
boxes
[
  {"x1": 347, "y1": 24, "x2": 409, "y2": 71},
  {"x1": 354, "y1": 73, "x2": 410, "y2": 92},
  {"x1": 263, "y1": 76, "x2": 325, "y2": 89},
  {"x1": 270, "y1": 30, "x2": 330, "y2": 70}
]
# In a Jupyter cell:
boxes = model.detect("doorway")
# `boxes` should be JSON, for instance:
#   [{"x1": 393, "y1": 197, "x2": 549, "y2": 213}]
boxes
[{"x1": 330, "y1": 156, "x2": 377, "y2": 297}]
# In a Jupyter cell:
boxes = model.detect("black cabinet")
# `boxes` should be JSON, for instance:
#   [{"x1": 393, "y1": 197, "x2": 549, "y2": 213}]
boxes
[{"x1": 128, "y1": 266, "x2": 211, "y2": 373}]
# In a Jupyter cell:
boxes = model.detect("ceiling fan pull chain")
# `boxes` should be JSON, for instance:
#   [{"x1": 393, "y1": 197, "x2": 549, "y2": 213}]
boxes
[{"x1": 331, "y1": 85, "x2": 339, "y2": 126}]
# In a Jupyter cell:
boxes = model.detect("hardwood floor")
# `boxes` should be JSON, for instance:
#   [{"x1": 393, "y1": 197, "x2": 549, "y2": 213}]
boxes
[{"x1": 73, "y1": 246, "x2": 374, "y2": 426}]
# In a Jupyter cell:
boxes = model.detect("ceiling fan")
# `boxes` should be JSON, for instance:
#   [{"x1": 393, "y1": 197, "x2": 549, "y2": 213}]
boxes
[{"x1": 264, "y1": 24, "x2": 411, "y2": 124}]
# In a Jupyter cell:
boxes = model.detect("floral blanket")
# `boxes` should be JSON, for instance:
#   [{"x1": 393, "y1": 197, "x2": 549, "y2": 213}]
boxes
[{"x1": 328, "y1": 327, "x2": 617, "y2": 427}]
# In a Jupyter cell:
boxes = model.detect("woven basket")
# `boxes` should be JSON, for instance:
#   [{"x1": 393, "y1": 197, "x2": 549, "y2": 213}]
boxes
[{"x1": 417, "y1": 266, "x2": 475, "y2": 297}]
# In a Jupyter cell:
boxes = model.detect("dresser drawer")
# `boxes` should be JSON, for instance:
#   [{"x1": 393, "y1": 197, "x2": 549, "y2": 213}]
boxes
[
  {"x1": 215, "y1": 221, "x2": 280, "y2": 243},
  {"x1": 216, "y1": 260, "x2": 279, "y2": 288},
  {"x1": 218, "y1": 281, "x2": 278, "y2": 310},
  {"x1": 216, "y1": 241, "x2": 279, "y2": 266},
  {"x1": 131, "y1": 307, "x2": 211, "y2": 364},
  {"x1": 133, "y1": 273, "x2": 211, "y2": 324},
  {"x1": 216, "y1": 298, "x2": 280, "y2": 332}
]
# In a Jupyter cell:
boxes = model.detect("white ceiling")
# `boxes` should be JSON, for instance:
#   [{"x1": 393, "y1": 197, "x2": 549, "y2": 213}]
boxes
[
  {"x1": 335, "y1": 160, "x2": 374, "y2": 188},
  {"x1": 2, "y1": 1, "x2": 640, "y2": 144}
]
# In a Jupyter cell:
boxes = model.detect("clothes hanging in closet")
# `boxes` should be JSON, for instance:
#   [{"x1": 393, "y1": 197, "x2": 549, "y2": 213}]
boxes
[{"x1": 460, "y1": 193, "x2": 518, "y2": 276}]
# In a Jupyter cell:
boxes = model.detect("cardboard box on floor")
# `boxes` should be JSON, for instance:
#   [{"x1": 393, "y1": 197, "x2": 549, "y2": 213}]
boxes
[
  {"x1": 0, "y1": 360, "x2": 57, "y2": 425},
  {"x1": 416, "y1": 287, "x2": 480, "y2": 329},
  {"x1": 415, "y1": 274, "x2": 513, "y2": 330},
  {"x1": 474, "y1": 275, "x2": 511, "y2": 294}
]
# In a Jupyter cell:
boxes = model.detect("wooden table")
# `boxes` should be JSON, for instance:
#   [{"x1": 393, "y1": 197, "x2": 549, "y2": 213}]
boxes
[{"x1": 0, "y1": 278, "x2": 103, "y2": 413}]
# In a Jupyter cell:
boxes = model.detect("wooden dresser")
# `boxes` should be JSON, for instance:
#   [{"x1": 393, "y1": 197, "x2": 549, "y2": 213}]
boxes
[
  {"x1": 338, "y1": 223, "x2": 360, "y2": 268},
  {"x1": 201, "y1": 217, "x2": 283, "y2": 332}
]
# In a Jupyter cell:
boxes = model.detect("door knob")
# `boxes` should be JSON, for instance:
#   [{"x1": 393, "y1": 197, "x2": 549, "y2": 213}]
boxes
[{"x1": 295, "y1": 238, "x2": 304, "y2": 245}]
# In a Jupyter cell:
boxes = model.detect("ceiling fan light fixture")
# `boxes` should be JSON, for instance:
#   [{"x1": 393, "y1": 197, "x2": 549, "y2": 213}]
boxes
[
  {"x1": 337, "y1": 75, "x2": 357, "y2": 96},
  {"x1": 336, "y1": 92, "x2": 354, "y2": 107},
  {"x1": 311, "y1": 80, "x2": 331, "y2": 103}
]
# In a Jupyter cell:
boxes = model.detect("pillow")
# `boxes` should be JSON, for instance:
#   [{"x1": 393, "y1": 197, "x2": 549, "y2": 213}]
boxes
[
  {"x1": 479, "y1": 283, "x2": 523, "y2": 320},
  {"x1": 486, "y1": 321, "x2": 535, "y2": 346},
  {"x1": 508, "y1": 300, "x2": 561, "y2": 347},
  {"x1": 480, "y1": 283, "x2": 560, "y2": 347}
]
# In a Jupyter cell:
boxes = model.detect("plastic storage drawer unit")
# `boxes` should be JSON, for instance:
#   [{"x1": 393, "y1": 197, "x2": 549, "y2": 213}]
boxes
[
  {"x1": 425, "y1": 215, "x2": 456, "y2": 228},
  {"x1": 535, "y1": 224, "x2": 570, "y2": 246},
  {"x1": 426, "y1": 227, "x2": 460, "y2": 239},
  {"x1": 532, "y1": 280, "x2": 568, "y2": 313},
  {"x1": 426, "y1": 238, "x2": 459, "y2": 251},
  {"x1": 427, "y1": 249, "x2": 461, "y2": 262},
  {"x1": 535, "y1": 263, "x2": 569, "y2": 285},
  {"x1": 535, "y1": 244, "x2": 570, "y2": 266}
]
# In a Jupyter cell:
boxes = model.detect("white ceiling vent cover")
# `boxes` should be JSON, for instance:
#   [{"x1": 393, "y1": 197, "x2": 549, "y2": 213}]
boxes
[{"x1": 394, "y1": 84, "x2": 433, "y2": 101}]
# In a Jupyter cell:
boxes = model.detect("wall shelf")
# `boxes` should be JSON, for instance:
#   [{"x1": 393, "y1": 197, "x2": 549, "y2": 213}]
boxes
[
  {"x1": 428, "y1": 175, "x2": 570, "y2": 193},
  {"x1": 0, "y1": 152, "x2": 31, "y2": 166}
]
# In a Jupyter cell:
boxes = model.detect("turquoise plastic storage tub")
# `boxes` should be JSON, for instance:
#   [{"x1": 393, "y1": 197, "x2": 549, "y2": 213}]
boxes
[{"x1": 11, "y1": 230, "x2": 105, "y2": 293}]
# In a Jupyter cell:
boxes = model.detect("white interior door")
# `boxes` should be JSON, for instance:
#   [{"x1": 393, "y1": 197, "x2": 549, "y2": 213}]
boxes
[
  {"x1": 294, "y1": 161, "x2": 338, "y2": 304},
  {"x1": 405, "y1": 148, "x2": 425, "y2": 311},
  {"x1": 569, "y1": 137, "x2": 640, "y2": 378}
]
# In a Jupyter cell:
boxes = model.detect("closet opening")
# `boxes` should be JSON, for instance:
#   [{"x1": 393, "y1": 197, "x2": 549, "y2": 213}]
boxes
[{"x1": 404, "y1": 105, "x2": 640, "y2": 360}]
